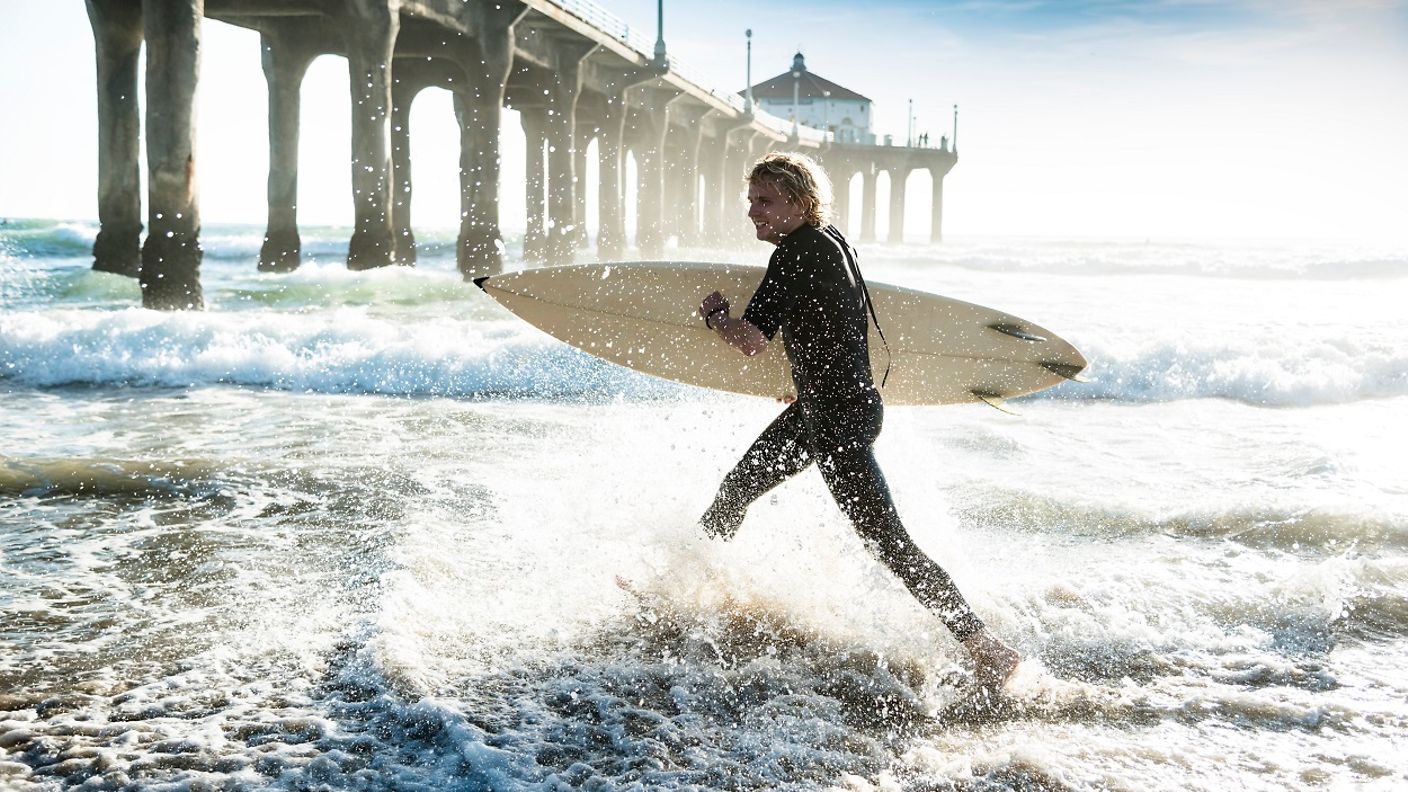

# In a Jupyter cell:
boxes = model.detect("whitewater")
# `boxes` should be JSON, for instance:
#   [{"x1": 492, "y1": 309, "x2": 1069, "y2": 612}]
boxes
[{"x1": 1, "y1": 219, "x2": 1405, "y2": 791}]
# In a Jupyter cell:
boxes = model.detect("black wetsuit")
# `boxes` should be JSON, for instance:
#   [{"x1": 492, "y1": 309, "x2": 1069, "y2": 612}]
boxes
[{"x1": 702, "y1": 223, "x2": 984, "y2": 640}]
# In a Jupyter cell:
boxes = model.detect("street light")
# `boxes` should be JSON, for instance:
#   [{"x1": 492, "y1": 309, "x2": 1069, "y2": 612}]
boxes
[
  {"x1": 653, "y1": 0, "x2": 666, "y2": 66},
  {"x1": 822, "y1": 89, "x2": 831, "y2": 143},
  {"x1": 745, "y1": 29, "x2": 753, "y2": 113}
]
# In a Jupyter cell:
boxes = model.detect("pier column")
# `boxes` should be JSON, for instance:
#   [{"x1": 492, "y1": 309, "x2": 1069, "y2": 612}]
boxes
[
  {"x1": 696, "y1": 130, "x2": 723, "y2": 246},
  {"x1": 721, "y1": 130, "x2": 758, "y2": 247},
  {"x1": 592, "y1": 67, "x2": 660, "y2": 259},
  {"x1": 749, "y1": 134, "x2": 771, "y2": 162},
  {"x1": 741, "y1": 134, "x2": 774, "y2": 246},
  {"x1": 676, "y1": 147, "x2": 701, "y2": 245},
  {"x1": 888, "y1": 167, "x2": 910, "y2": 244},
  {"x1": 455, "y1": 3, "x2": 526, "y2": 280},
  {"x1": 667, "y1": 101, "x2": 711, "y2": 246},
  {"x1": 86, "y1": 0, "x2": 144, "y2": 278},
  {"x1": 634, "y1": 109, "x2": 664, "y2": 256},
  {"x1": 573, "y1": 122, "x2": 594, "y2": 248},
  {"x1": 389, "y1": 74, "x2": 418, "y2": 265},
  {"x1": 672, "y1": 138, "x2": 697, "y2": 243},
  {"x1": 832, "y1": 167, "x2": 851, "y2": 235},
  {"x1": 520, "y1": 107, "x2": 547, "y2": 264},
  {"x1": 632, "y1": 85, "x2": 681, "y2": 258},
  {"x1": 342, "y1": 1, "x2": 400, "y2": 270},
  {"x1": 596, "y1": 94, "x2": 627, "y2": 259},
  {"x1": 386, "y1": 57, "x2": 471, "y2": 268},
  {"x1": 710, "y1": 132, "x2": 734, "y2": 246},
  {"x1": 139, "y1": 0, "x2": 204, "y2": 310},
  {"x1": 453, "y1": 90, "x2": 505, "y2": 278},
  {"x1": 930, "y1": 168, "x2": 945, "y2": 243},
  {"x1": 543, "y1": 45, "x2": 594, "y2": 267},
  {"x1": 257, "y1": 27, "x2": 317, "y2": 273},
  {"x1": 860, "y1": 166, "x2": 877, "y2": 244},
  {"x1": 708, "y1": 121, "x2": 747, "y2": 247}
]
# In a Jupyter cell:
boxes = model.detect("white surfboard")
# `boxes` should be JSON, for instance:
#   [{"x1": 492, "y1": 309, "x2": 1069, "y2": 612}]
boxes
[{"x1": 475, "y1": 261, "x2": 1087, "y2": 407}]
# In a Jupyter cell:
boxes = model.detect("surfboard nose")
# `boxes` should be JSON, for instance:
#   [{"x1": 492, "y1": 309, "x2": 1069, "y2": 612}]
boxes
[{"x1": 472, "y1": 276, "x2": 491, "y2": 290}]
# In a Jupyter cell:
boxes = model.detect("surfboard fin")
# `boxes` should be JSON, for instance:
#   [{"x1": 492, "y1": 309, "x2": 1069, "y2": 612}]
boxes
[
  {"x1": 988, "y1": 323, "x2": 1047, "y2": 343},
  {"x1": 1041, "y1": 362, "x2": 1089, "y2": 382},
  {"x1": 972, "y1": 390, "x2": 1019, "y2": 415}
]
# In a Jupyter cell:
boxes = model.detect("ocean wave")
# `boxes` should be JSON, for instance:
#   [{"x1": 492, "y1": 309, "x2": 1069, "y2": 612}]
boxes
[
  {"x1": 955, "y1": 491, "x2": 1408, "y2": 555},
  {"x1": 1034, "y1": 332, "x2": 1408, "y2": 406},
  {"x1": 0, "y1": 308, "x2": 689, "y2": 402},
  {"x1": 0, "y1": 220, "x2": 95, "y2": 259},
  {"x1": 0, "y1": 221, "x2": 497, "y2": 266},
  {"x1": 2, "y1": 305, "x2": 1403, "y2": 406},
  {"x1": 869, "y1": 238, "x2": 1408, "y2": 280},
  {"x1": 217, "y1": 260, "x2": 478, "y2": 307},
  {"x1": 0, "y1": 456, "x2": 222, "y2": 499},
  {"x1": 7, "y1": 221, "x2": 1404, "y2": 281},
  {"x1": 3, "y1": 225, "x2": 1404, "y2": 407}
]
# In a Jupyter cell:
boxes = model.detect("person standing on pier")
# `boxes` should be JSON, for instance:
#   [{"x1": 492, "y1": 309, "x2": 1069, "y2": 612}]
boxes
[{"x1": 697, "y1": 152, "x2": 1020, "y2": 690}]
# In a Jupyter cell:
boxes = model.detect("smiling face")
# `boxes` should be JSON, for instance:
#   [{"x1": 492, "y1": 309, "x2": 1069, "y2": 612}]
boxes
[{"x1": 747, "y1": 179, "x2": 808, "y2": 246}]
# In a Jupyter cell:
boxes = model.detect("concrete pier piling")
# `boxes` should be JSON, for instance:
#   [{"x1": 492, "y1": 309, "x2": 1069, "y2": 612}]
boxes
[
  {"x1": 138, "y1": 0, "x2": 205, "y2": 310},
  {"x1": 389, "y1": 68, "x2": 418, "y2": 266},
  {"x1": 386, "y1": 56, "x2": 471, "y2": 267},
  {"x1": 887, "y1": 166, "x2": 910, "y2": 245},
  {"x1": 87, "y1": 0, "x2": 958, "y2": 306},
  {"x1": 342, "y1": 1, "x2": 400, "y2": 270},
  {"x1": 668, "y1": 100, "x2": 711, "y2": 247},
  {"x1": 595, "y1": 94, "x2": 627, "y2": 260},
  {"x1": 590, "y1": 62, "x2": 657, "y2": 261},
  {"x1": 86, "y1": 0, "x2": 145, "y2": 278},
  {"x1": 453, "y1": 0, "x2": 524, "y2": 279},
  {"x1": 257, "y1": 25, "x2": 319, "y2": 273},
  {"x1": 543, "y1": 44, "x2": 593, "y2": 267},
  {"x1": 860, "y1": 168, "x2": 878, "y2": 244},
  {"x1": 632, "y1": 88, "x2": 676, "y2": 259},
  {"x1": 519, "y1": 106, "x2": 547, "y2": 265}
]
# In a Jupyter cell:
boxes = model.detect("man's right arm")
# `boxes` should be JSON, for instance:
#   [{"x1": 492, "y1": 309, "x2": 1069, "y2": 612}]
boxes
[
  {"x1": 701, "y1": 290, "x2": 769, "y2": 356},
  {"x1": 712, "y1": 313, "x2": 770, "y2": 357}
]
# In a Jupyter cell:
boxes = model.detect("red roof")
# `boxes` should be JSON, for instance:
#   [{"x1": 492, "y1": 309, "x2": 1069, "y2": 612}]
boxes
[{"x1": 743, "y1": 54, "x2": 872, "y2": 103}]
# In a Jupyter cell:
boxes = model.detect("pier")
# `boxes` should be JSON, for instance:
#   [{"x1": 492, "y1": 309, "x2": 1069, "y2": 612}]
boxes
[{"x1": 85, "y1": 0, "x2": 957, "y2": 309}]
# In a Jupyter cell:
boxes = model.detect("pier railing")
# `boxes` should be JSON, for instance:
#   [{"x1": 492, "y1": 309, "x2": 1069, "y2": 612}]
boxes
[{"x1": 550, "y1": 0, "x2": 825, "y2": 144}]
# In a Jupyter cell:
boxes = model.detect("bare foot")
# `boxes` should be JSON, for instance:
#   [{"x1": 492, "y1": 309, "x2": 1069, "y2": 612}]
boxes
[
  {"x1": 962, "y1": 629, "x2": 1021, "y2": 691},
  {"x1": 699, "y1": 501, "x2": 745, "y2": 540}
]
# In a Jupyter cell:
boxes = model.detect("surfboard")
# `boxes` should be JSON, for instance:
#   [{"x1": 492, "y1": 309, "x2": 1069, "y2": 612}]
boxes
[{"x1": 474, "y1": 261, "x2": 1086, "y2": 407}]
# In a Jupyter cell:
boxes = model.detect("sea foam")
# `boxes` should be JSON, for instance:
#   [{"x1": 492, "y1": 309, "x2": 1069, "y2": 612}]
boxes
[{"x1": 2, "y1": 304, "x2": 1403, "y2": 406}]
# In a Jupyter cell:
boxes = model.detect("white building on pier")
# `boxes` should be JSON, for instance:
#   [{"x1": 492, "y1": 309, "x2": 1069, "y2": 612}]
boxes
[{"x1": 746, "y1": 52, "x2": 876, "y2": 145}]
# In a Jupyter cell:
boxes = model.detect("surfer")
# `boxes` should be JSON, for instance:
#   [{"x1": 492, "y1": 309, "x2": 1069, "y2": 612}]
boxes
[{"x1": 698, "y1": 152, "x2": 1020, "y2": 691}]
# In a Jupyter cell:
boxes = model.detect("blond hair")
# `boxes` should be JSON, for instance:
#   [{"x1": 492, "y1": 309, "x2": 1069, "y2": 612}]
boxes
[{"x1": 747, "y1": 152, "x2": 831, "y2": 228}]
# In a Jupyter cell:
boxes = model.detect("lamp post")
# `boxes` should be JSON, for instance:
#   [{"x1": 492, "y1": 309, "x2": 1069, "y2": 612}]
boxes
[
  {"x1": 822, "y1": 89, "x2": 831, "y2": 143},
  {"x1": 745, "y1": 29, "x2": 753, "y2": 113},
  {"x1": 653, "y1": 0, "x2": 666, "y2": 66},
  {"x1": 907, "y1": 98, "x2": 913, "y2": 147}
]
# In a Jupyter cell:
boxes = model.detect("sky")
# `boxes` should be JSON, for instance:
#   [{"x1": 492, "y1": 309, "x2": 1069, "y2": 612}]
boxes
[{"x1": 1, "y1": 0, "x2": 1406, "y2": 242}]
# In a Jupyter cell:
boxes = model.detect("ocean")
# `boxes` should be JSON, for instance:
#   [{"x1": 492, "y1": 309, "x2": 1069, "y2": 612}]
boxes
[{"x1": 1, "y1": 219, "x2": 1404, "y2": 790}]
